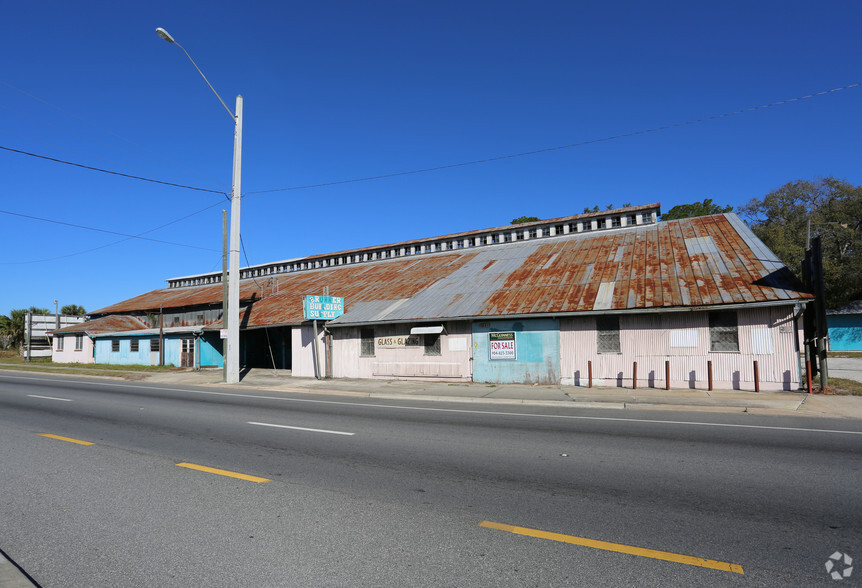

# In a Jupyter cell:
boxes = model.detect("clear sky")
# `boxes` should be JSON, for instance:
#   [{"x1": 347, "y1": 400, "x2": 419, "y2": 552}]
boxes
[{"x1": 2, "y1": 1, "x2": 860, "y2": 316}]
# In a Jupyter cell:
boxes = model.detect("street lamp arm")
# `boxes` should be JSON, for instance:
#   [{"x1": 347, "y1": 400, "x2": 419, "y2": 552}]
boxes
[{"x1": 155, "y1": 27, "x2": 236, "y2": 121}]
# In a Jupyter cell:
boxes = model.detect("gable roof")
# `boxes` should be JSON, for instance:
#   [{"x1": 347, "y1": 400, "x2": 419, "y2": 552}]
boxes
[
  {"x1": 91, "y1": 213, "x2": 811, "y2": 328},
  {"x1": 50, "y1": 315, "x2": 150, "y2": 335}
]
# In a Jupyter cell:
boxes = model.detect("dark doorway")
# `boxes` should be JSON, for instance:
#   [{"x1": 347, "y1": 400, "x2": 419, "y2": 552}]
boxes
[{"x1": 242, "y1": 327, "x2": 292, "y2": 369}]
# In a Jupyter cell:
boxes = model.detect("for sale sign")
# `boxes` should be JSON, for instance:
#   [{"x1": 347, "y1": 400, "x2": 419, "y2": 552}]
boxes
[{"x1": 489, "y1": 331, "x2": 516, "y2": 361}]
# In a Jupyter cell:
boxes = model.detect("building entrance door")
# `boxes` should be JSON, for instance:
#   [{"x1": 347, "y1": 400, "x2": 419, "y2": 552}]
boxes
[{"x1": 181, "y1": 337, "x2": 194, "y2": 368}]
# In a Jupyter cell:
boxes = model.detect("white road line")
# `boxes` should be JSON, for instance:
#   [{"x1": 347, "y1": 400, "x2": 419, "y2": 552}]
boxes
[
  {"x1": 27, "y1": 394, "x2": 72, "y2": 402},
  {"x1": 248, "y1": 421, "x2": 355, "y2": 436},
  {"x1": 4, "y1": 373, "x2": 862, "y2": 436}
]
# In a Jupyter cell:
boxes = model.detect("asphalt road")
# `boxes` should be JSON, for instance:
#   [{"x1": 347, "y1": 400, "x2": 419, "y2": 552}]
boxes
[{"x1": 1, "y1": 372, "x2": 861, "y2": 587}]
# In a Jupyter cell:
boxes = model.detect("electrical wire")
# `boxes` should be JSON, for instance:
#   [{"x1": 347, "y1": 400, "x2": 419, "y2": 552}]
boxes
[
  {"x1": 0, "y1": 201, "x2": 224, "y2": 264},
  {"x1": 1, "y1": 80, "x2": 231, "y2": 190},
  {"x1": 244, "y1": 81, "x2": 862, "y2": 196},
  {"x1": 0, "y1": 145, "x2": 228, "y2": 195}
]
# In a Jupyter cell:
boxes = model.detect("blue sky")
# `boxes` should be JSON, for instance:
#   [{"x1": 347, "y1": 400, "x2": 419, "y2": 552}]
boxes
[{"x1": 2, "y1": 1, "x2": 860, "y2": 316}]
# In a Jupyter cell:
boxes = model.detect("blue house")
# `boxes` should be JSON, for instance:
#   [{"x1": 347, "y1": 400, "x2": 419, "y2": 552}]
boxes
[{"x1": 828, "y1": 301, "x2": 862, "y2": 352}]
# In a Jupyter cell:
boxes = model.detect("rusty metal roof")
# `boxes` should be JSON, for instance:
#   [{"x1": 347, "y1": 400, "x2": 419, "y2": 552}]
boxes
[
  {"x1": 91, "y1": 213, "x2": 811, "y2": 328},
  {"x1": 50, "y1": 315, "x2": 150, "y2": 335}
]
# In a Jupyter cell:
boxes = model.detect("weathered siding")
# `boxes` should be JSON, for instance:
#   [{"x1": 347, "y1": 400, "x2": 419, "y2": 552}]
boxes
[
  {"x1": 828, "y1": 316, "x2": 862, "y2": 351},
  {"x1": 200, "y1": 333, "x2": 224, "y2": 367},
  {"x1": 94, "y1": 337, "x2": 153, "y2": 365},
  {"x1": 472, "y1": 319, "x2": 561, "y2": 384},
  {"x1": 330, "y1": 323, "x2": 472, "y2": 381},
  {"x1": 291, "y1": 325, "x2": 325, "y2": 378},
  {"x1": 52, "y1": 334, "x2": 94, "y2": 364},
  {"x1": 560, "y1": 306, "x2": 800, "y2": 391}
]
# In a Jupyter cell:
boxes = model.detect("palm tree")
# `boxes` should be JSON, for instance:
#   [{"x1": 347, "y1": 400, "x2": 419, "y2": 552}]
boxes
[{"x1": 61, "y1": 304, "x2": 86, "y2": 316}]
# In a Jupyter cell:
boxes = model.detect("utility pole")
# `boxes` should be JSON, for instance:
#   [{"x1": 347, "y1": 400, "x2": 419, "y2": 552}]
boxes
[
  {"x1": 222, "y1": 209, "x2": 228, "y2": 382},
  {"x1": 226, "y1": 95, "x2": 243, "y2": 383}
]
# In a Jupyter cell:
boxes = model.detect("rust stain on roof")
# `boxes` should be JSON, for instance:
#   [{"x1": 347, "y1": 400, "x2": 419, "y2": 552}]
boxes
[{"x1": 92, "y1": 214, "x2": 811, "y2": 327}]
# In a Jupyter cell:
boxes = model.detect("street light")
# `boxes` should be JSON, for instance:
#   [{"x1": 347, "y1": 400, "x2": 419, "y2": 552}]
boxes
[{"x1": 156, "y1": 27, "x2": 243, "y2": 384}]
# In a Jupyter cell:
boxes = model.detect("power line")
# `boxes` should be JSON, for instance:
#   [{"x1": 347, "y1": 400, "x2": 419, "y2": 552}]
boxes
[
  {"x1": 245, "y1": 81, "x2": 862, "y2": 196},
  {"x1": 4, "y1": 80, "x2": 859, "y2": 202},
  {"x1": 0, "y1": 203, "x2": 223, "y2": 264},
  {"x1": 1, "y1": 80, "x2": 231, "y2": 190},
  {"x1": 0, "y1": 145, "x2": 228, "y2": 195}
]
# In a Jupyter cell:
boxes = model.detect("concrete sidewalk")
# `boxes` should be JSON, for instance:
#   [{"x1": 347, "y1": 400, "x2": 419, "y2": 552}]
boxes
[{"x1": 141, "y1": 367, "x2": 862, "y2": 420}]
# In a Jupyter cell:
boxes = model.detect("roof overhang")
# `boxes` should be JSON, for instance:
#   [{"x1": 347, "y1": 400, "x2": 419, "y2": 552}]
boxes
[{"x1": 410, "y1": 325, "x2": 446, "y2": 335}]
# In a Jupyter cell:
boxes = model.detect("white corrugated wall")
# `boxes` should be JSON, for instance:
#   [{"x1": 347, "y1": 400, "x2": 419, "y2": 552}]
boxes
[
  {"x1": 330, "y1": 322, "x2": 473, "y2": 381},
  {"x1": 560, "y1": 306, "x2": 800, "y2": 391}
]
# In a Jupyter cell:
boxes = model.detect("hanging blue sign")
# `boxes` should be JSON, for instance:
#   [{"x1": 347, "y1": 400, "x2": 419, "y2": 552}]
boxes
[{"x1": 303, "y1": 295, "x2": 345, "y2": 320}]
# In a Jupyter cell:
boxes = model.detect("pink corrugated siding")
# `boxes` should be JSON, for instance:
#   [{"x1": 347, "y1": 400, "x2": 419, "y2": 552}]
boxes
[{"x1": 560, "y1": 306, "x2": 800, "y2": 391}]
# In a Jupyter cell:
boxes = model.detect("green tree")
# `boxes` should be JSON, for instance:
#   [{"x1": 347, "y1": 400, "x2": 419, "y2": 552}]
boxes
[
  {"x1": 1, "y1": 307, "x2": 50, "y2": 350},
  {"x1": 0, "y1": 315, "x2": 11, "y2": 350},
  {"x1": 582, "y1": 203, "x2": 630, "y2": 214},
  {"x1": 511, "y1": 216, "x2": 540, "y2": 224},
  {"x1": 663, "y1": 198, "x2": 733, "y2": 220},
  {"x1": 61, "y1": 304, "x2": 86, "y2": 316},
  {"x1": 739, "y1": 177, "x2": 862, "y2": 309}
]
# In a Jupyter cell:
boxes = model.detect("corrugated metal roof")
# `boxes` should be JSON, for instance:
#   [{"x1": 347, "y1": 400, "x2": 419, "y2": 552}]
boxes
[
  {"x1": 50, "y1": 315, "x2": 150, "y2": 335},
  {"x1": 91, "y1": 213, "x2": 811, "y2": 328}
]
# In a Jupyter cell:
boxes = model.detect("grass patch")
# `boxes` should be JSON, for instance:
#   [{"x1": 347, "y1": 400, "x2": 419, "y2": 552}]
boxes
[
  {"x1": 820, "y1": 377, "x2": 862, "y2": 396},
  {"x1": 0, "y1": 349, "x2": 181, "y2": 375},
  {"x1": 827, "y1": 351, "x2": 862, "y2": 359}
]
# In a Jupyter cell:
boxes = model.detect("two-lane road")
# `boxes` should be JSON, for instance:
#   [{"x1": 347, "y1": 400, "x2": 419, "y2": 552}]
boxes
[{"x1": 1, "y1": 372, "x2": 860, "y2": 586}]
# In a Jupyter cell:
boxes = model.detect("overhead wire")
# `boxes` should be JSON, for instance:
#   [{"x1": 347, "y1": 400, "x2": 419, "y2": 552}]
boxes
[
  {"x1": 1, "y1": 79, "x2": 858, "y2": 265},
  {"x1": 0, "y1": 201, "x2": 224, "y2": 264},
  {"x1": 0, "y1": 145, "x2": 228, "y2": 195},
  {"x1": 244, "y1": 81, "x2": 862, "y2": 196},
  {"x1": 0, "y1": 80, "x2": 231, "y2": 190}
]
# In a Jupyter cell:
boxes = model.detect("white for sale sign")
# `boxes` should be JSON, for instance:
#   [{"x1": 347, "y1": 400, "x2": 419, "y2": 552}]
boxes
[{"x1": 489, "y1": 331, "x2": 516, "y2": 361}]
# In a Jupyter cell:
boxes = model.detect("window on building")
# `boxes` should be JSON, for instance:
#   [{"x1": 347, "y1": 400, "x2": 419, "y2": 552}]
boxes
[
  {"x1": 529, "y1": 229, "x2": 537, "y2": 239},
  {"x1": 56, "y1": 336, "x2": 64, "y2": 351},
  {"x1": 628, "y1": 215, "x2": 637, "y2": 226},
  {"x1": 709, "y1": 311, "x2": 739, "y2": 352},
  {"x1": 111, "y1": 339, "x2": 120, "y2": 353},
  {"x1": 596, "y1": 316, "x2": 620, "y2": 354},
  {"x1": 151, "y1": 338, "x2": 160, "y2": 353},
  {"x1": 503, "y1": 234, "x2": 512, "y2": 243},
  {"x1": 611, "y1": 216, "x2": 621, "y2": 228},
  {"x1": 424, "y1": 334, "x2": 441, "y2": 356},
  {"x1": 360, "y1": 328, "x2": 375, "y2": 357},
  {"x1": 75, "y1": 335, "x2": 83, "y2": 351},
  {"x1": 130, "y1": 339, "x2": 139, "y2": 353},
  {"x1": 555, "y1": 225, "x2": 563, "y2": 235}
]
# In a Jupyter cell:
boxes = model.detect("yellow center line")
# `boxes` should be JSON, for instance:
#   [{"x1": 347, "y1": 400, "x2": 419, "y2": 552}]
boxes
[
  {"x1": 176, "y1": 462, "x2": 270, "y2": 483},
  {"x1": 479, "y1": 521, "x2": 744, "y2": 575},
  {"x1": 39, "y1": 433, "x2": 94, "y2": 445}
]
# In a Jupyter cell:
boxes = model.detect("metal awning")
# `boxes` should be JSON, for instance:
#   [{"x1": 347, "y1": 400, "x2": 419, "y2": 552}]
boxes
[{"x1": 410, "y1": 325, "x2": 445, "y2": 335}]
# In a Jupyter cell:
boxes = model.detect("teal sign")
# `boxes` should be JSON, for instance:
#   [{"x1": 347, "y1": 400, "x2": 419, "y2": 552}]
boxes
[{"x1": 303, "y1": 295, "x2": 345, "y2": 320}]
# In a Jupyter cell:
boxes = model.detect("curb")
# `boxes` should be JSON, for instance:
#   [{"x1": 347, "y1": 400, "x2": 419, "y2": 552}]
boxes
[{"x1": 0, "y1": 548, "x2": 39, "y2": 588}]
